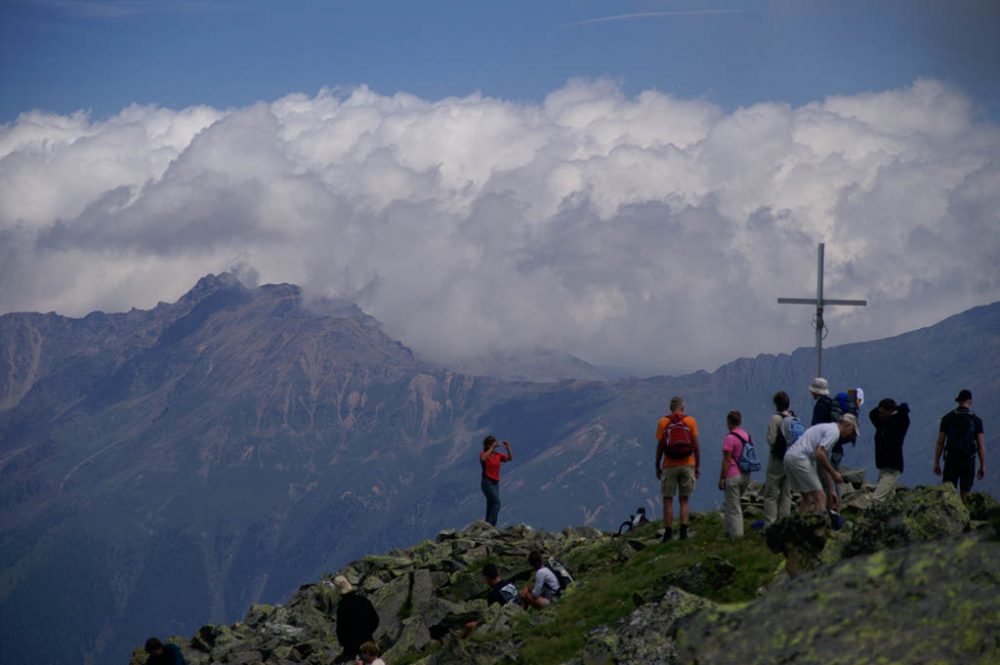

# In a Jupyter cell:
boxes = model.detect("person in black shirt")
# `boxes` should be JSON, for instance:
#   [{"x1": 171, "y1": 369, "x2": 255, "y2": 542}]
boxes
[
  {"x1": 144, "y1": 638, "x2": 187, "y2": 665},
  {"x1": 482, "y1": 563, "x2": 518, "y2": 606},
  {"x1": 333, "y1": 575, "x2": 380, "y2": 663},
  {"x1": 934, "y1": 389, "x2": 986, "y2": 502},
  {"x1": 869, "y1": 398, "x2": 911, "y2": 503}
]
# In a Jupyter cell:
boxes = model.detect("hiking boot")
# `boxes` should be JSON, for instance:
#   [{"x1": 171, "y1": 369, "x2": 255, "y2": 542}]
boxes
[
  {"x1": 679, "y1": 525, "x2": 689, "y2": 540},
  {"x1": 661, "y1": 527, "x2": 673, "y2": 542}
]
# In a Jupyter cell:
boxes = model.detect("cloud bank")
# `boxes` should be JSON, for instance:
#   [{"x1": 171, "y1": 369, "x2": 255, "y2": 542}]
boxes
[{"x1": 1, "y1": 79, "x2": 998, "y2": 373}]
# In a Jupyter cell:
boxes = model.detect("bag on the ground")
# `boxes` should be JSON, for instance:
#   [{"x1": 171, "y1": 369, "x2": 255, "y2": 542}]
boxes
[
  {"x1": 663, "y1": 413, "x2": 695, "y2": 459},
  {"x1": 775, "y1": 414, "x2": 806, "y2": 459},
  {"x1": 730, "y1": 431, "x2": 761, "y2": 473},
  {"x1": 547, "y1": 557, "x2": 574, "y2": 594},
  {"x1": 946, "y1": 410, "x2": 978, "y2": 457}
]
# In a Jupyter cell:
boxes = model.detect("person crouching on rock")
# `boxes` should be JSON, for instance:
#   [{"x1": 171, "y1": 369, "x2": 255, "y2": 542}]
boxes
[
  {"x1": 479, "y1": 435, "x2": 513, "y2": 526},
  {"x1": 334, "y1": 575, "x2": 380, "y2": 663},
  {"x1": 783, "y1": 415, "x2": 858, "y2": 514},
  {"x1": 519, "y1": 550, "x2": 560, "y2": 609}
]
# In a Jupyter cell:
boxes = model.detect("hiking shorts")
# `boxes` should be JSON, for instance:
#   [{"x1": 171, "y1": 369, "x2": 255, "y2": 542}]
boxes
[
  {"x1": 943, "y1": 454, "x2": 976, "y2": 493},
  {"x1": 661, "y1": 465, "x2": 696, "y2": 498},
  {"x1": 783, "y1": 454, "x2": 822, "y2": 493}
]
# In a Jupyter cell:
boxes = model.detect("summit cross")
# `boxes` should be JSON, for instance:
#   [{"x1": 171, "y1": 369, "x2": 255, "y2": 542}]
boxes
[{"x1": 778, "y1": 242, "x2": 867, "y2": 377}]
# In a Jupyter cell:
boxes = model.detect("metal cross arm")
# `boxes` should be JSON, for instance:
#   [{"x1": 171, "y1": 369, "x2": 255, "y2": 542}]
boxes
[
  {"x1": 778, "y1": 243, "x2": 867, "y2": 377},
  {"x1": 777, "y1": 297, "x2": 868, "y2": 306}
]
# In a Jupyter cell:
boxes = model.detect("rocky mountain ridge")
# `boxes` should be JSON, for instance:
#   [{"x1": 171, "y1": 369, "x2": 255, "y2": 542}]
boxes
[
  {"x1": 1, "y1": 276, "x2": 996, "y2": 665},
  {"x1": 128, "y1": 482, "x2": 1000, "y2": 665}
]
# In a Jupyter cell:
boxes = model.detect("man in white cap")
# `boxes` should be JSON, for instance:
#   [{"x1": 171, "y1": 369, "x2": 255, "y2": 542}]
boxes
[{"x1": 783, "y1": 414, "x2": 859, "y2": 514}]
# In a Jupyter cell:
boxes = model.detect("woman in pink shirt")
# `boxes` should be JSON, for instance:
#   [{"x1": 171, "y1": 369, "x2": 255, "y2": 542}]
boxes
[
  {"x1": 718, "y1": 410, "x2": 751, "y2": 538},
  {"x1": 480, "y1": 435, "x2": 513, "y2": 526}
]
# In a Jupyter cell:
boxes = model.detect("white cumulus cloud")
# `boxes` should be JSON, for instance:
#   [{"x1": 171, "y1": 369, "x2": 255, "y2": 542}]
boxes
[{"x1": 1, "y1": 79, "x2": 997, "y2": 374}]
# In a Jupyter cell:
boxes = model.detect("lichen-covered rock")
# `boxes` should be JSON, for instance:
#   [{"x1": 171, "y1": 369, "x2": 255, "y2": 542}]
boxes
[
  {"x1": 583, "y1": 587, "x2": 712, "y2": 665},
  {"x1": 661, "y1": 555, "x2": 736, "y2": 597},
  {"x1": 844, "y1": 484, "x2": 970, "y2": 557},
  {"x1": 673, "y1": 533, "x2": 1000, "y2": 665},
  {"x1": 765, "y1": 513, "x2": 830, "y2": 576},
  {"x1": 965, "y1": 491, "x2": 1000, "y2": 521}
]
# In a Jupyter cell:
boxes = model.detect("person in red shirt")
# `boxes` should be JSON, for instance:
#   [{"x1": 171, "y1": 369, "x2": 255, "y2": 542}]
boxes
[{"x1": 480, "y1": 435, "x2": 513, "y2": 526}]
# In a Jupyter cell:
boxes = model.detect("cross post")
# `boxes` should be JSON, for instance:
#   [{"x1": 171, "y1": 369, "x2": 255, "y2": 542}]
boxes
[{"x1": 778, "y1": 243, "x2": 867, "y2": 377}]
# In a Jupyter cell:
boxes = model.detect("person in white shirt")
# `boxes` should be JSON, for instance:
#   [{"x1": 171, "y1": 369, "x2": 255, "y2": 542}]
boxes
[
  {"x1": 783, "y1": 415, "x2": 858, "y2": 514},
  {"x1": 519, "y1": 550, "x2": 560, "y2": 608}
]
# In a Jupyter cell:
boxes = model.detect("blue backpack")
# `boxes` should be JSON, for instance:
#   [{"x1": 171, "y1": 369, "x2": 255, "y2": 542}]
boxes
[
  {"x1": 776, "y1": 414, "x2": 807, "y2": 459},
  {"x1": 730, "y1": 431, "x2": 761, "y2": 473}
]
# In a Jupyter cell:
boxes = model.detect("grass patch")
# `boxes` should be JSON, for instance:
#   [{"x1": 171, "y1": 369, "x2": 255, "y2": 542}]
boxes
[{"x1": 507, "y1": 513, "x2": 781, "y2": 663}]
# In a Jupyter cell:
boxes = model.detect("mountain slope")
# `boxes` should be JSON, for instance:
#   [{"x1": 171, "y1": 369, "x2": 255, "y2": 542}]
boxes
[{"x1": 0, "y1": 278, "x2": 996, "y2": 665}]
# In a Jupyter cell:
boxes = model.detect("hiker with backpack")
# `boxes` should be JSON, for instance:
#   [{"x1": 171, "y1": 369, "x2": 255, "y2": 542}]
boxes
[
  {"x1": 718, "y1": 410, "x2": 758, "y2": 538},
  {"x1": 519, "y1": 550, "x2": 561, "y2": 609},
  {"x1": 934, "y1": 389, "x2": 986, "y2": 502},
  {"x1": 482, "y1": 563, "x2": 519, "y2": 606},
  {"x1": 869, "y1": 397, "x2": 911, "y2": 503},
  {"x1": 783, "y1": 415, "x2": 858, "y2": 514},
  {"x1": 809, "y1": 378, "x2": 837, "y2": 426},
  {"x1": 763, "y1": 391, "x2": 798, "y2": 525},
  {"x1": 655, "y1": 396, "x2": 701, "y2": 541},
  {"x1": 479, "y1": 435, "x2": 513, "y2": 526}
]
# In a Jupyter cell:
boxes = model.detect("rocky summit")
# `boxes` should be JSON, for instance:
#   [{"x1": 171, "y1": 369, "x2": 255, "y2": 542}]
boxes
[{"x1": 129, "y1": 483, "x2": 1000, "y2": 665}]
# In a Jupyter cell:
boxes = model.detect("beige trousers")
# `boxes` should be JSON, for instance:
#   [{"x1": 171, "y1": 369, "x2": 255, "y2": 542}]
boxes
[
  {"x1": 873, "y1": 469, "x2": 901, "y2": 503},
  {"x1": 762, "y1": 454, "x2": 791, "y2": 525},
  {"x1": 724, "y1": 473, "x2": 749, "y2": 537}
]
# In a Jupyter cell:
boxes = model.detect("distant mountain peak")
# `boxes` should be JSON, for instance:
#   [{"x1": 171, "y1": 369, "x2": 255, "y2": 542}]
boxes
[{"x1": 179, "y1": 271, "x2": 248, "y2": 306}]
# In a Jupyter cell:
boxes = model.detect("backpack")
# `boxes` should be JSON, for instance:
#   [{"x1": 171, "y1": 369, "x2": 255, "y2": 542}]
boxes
[
  {"x1": 663, "y1": 413, "x2": 695, "y2": 459},
  {"x1": 729, "y1": 431, "x2": 761, "y2": 473},
  {"x1": 497, "y1": 581, "x2": 519, "y2": 605},
  {"x1": 776, "y1": 414, "x2": 806, "y2": 460},
  {"x1": 945, "y1": 410, "x2": 978, "y2": 457},
  {"x1": 547, "y1": 557, "x2": 574, "y2": 594}
]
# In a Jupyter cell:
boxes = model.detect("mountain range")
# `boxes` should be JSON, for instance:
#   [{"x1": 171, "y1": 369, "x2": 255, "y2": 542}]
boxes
[{"x1": 0, "y1": 274, "x2": 996, "y2": 665}]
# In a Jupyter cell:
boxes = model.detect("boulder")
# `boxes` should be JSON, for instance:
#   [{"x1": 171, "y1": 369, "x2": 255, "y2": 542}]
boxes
[
  {"x1": 965, "y1": 491, "x2": 999, "y2": 520},
  {"x1": 383, "y1": 617, "x2": 432, "y2": 663},
  {"x1": 845, "y1": 484, "x2": 970, "y2": 557},
  {"x1": 673, "y1": 533, "x2": 1000, "y2": 665},
  {"x1": 661, "y1": 555, "x2": 737, "y2": 597},
  {"x1": 765, "y1": 513, "x2": 830, "y2": 576},
  {"x1": 839, "y1": 467, "x2": 866, "y2": 486},
  {"x1": 583, "y1": 587, "x2": 712, "y2": 665}
]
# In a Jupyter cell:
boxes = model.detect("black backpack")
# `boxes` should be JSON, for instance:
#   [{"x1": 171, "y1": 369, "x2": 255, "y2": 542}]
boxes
[{"x1": 946, "y1": 410, "x2": 978, "y2": 457}]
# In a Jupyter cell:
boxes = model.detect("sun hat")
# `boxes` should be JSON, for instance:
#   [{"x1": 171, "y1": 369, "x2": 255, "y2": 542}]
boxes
[{"x1": 808, "y1": 377, "x2": 830, "y2": 396}]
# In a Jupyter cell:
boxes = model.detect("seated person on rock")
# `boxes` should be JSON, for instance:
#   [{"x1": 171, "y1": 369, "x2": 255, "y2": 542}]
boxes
[
  {"x1": 462, "y1": 562, "x2": 521, "y2": 636},
  {"x1": 519, "y1": 550, "x2": 560, "y2": 609}
]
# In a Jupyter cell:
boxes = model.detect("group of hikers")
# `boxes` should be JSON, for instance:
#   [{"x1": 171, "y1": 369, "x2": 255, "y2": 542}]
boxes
[
  {"x1": 480, "y1": 379, "x2": 988, "y2": 541},
  {"x1": 143, "y1": 382, "x2": 987, "y2": 665},
  {"x1": 652, "y1": 380, "x2": 987, "y2": 540}
]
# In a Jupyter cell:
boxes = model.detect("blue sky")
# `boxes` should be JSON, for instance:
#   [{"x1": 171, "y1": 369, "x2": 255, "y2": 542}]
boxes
[
  {"x1": 2, "y1": 1, "x2": 999, "y2": 374},
  {"x1": 2, "y1": 0, "x2": 999, "y2": 122}
]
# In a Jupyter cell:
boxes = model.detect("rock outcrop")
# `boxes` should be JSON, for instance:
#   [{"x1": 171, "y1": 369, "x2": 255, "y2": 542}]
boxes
[
  {"x1": 129, "y1": 486, "x2": 999, "y2": 665},
  {"x1": 673, "y1": 533, "x2": 1000, "y2": 665}
]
